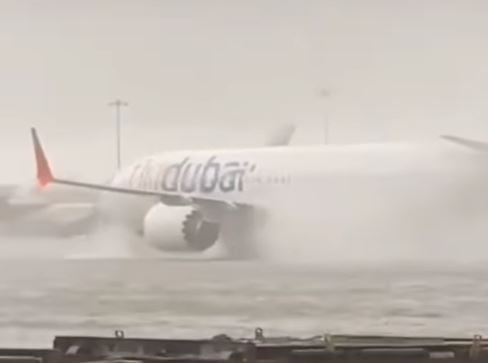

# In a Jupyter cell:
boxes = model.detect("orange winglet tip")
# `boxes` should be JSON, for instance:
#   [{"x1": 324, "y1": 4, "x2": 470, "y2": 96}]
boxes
[{"x1": 31, "y1": 127, "x2": 54, "y2": 188}]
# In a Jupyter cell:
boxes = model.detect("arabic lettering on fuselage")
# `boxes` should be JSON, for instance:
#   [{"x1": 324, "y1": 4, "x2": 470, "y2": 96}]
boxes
[{"x1": 161, "y1": 156, "x2": 256, "y2": 193}]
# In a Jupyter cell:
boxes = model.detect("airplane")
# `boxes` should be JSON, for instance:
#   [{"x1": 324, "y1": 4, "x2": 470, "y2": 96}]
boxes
[
  {"x1": 0, "y1": 181, "x2": 98, "y2": 237},
  {"x1": 0, "y1": 124, "x2": 296, "y2": 241},
  {"x1": 28, "y1": 124, "x2": 488, "y2": 259}
]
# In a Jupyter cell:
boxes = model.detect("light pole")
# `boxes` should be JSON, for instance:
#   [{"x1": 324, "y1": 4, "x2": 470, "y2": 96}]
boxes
[
  {"x1": 318, "y1": 89, "x2": 331, "y2": 144},
  {"x1": 108, "y1": 99, "x2": 128, "y2": 170}
]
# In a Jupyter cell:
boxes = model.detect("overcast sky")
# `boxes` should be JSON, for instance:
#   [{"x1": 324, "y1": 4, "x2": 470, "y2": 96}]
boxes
[{"x1": 1, "y1": 0, "x2": 488, "y2": 182}]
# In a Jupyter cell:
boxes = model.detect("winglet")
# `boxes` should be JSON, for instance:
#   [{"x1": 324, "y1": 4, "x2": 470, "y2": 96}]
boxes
[
  {"x1": 266, "y1": 124, "x2": 296, "y2": 146},
  {"x1": 441, "y1": 135, "x2": 488, "y2": 152},
  {"x1": 31, "y1": 127, "x2": 54, "y2": 187}
]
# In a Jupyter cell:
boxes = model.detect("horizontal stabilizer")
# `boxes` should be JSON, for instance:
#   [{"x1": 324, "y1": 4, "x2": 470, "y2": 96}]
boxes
[{"x1": 441, "y1": 135, "x2": 488, "y2": 152}]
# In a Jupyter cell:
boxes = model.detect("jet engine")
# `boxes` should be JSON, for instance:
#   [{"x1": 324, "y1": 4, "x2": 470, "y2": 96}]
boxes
[{"x1": 143, "y1": 203, "x2": 220, "y2": 252}]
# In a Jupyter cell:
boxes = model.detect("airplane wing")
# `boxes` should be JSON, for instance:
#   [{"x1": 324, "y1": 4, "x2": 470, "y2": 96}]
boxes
[
  {"x1": 31, "y1": 128, "x2": 244, "y2": 211},
  {"x1": 441, "y1": 135, "x2": 488, "y2": 152}
]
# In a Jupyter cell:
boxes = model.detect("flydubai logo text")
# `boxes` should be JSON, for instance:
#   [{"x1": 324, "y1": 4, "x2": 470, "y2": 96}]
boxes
[{"x1": 161, "y1": 156, "x2": 256, "y2": 193}]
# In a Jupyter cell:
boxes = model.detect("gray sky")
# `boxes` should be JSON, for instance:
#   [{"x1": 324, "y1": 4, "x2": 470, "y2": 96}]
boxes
[{"x1": 1, "y1": 0, "x2": 488, "y2": 182}]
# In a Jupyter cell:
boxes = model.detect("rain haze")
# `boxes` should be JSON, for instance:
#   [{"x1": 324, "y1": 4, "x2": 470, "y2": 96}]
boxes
[
  {"x1": 1, "y1": 0, "x2": 488, "y2": 349},
  {"x1": 2, "y1": 1, "x2": 488, "y2": 180}
]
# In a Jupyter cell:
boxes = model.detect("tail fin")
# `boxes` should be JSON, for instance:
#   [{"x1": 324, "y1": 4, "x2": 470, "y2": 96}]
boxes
[{"x1": 31, "y1": 128, "x2": 54, "y2": 187}]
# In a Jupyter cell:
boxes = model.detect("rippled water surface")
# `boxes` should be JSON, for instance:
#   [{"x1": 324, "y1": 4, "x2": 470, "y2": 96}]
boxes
[{"x1": 1, "y1": 257, "x2": 487, "y2": 347}]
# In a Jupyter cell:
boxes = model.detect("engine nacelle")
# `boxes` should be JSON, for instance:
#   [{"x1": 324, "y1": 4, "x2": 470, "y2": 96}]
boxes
[{"x1": 143, "y1": 203, "x2": 220, "y2": 252}]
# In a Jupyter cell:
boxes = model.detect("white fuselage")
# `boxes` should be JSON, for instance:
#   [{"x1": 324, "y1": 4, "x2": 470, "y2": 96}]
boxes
[{"x1": 98, "y1": 140, "x2": 488, "y2": 259}]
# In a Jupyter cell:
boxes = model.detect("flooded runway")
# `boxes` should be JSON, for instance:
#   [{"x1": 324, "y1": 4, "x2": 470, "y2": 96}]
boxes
[{"x1": 0, "y1": 250, "x2": 487, "y2": 348}]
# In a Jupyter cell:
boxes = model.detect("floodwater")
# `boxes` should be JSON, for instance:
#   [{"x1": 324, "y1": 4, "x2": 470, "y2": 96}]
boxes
[{"x1": 0, "y1": 247, "x2": 487, "y2": 348}]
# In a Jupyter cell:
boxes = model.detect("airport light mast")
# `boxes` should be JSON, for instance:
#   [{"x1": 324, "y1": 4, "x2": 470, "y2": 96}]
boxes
[
  {"x1": 108, "y1": 99, "x2": 128, "y2": 170},
  {"x1": 318, "y1": 88, "x2": 331, "y2": 144}
]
